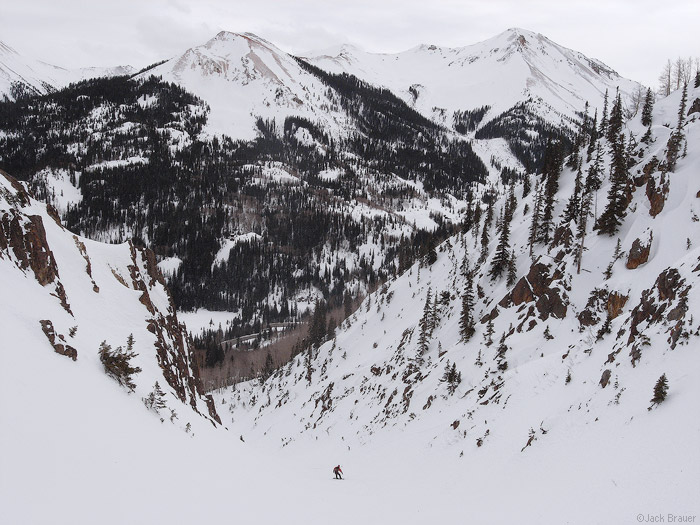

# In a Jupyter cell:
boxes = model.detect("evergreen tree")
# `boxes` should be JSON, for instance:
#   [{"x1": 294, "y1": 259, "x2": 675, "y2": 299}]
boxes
[
  {"x1": 607, "y1": 91, "x2": 624, "y2": 144},
  {"x1": 441, "y1": 361, "x2": 462, "y2": 395},
  {"x1": 695, "y1": 71, "x2": 700, "y2": 89},
  {"x1": 505, "y1": 185, "x2": 517, "y2": 224},
  {"x1": 484, "y1": 318, "x2": 495, "y2": 347},
  {"x1": 507, "y1": 250, "x2": 518, "y2": 287},
  {"x1": 479, "y1": 216, "x2": 490, "y2": 263},
  {"x1": 496, "y1": 340, "x2": 508, "y2": 371},
  {"x1": 459, "y1": 268, "x2": 475, "y2": 342},
  {"x1": 641, "y1": 88, "x2": 654, "y2": 127},
  {"x1": 539, "y1": 140, "x2": 564, "y2": 244},
  {"x1": 649, "y1": 373, "x2": 669, "y2": 408},
  {"x1": 489, "y1": 210, "x2": 511, "y2": 281},
  {"x1": 529, "y1": 180, "x2": 543, "y2": 256},
  {"x1": 426, "y1": 237, "x2": 438, "y2": 266},
  {"x1": 665, "y1": 83, "x2": 687, "y2": 172},
  {"x1": 599, "y1": 89, "x2": 609, "y2": 134},
  {"x1": 522, "y1": 174, "x2": 532, "y2": 199},
  {"x1": 144, "y1": 381, "x2": 168, "y2": 412},
  {"x1": 99, "y1": 340, "x2": 142, "y2": 393},
  {"x1": 575, "y1": 186, "x2": 593, "y2": 274},
  {"x1": 586, "y1": 110, "x2": 598, "y2": 161},
  {"x1": 417, "y1": 287, "x2": 433, "y2": 355},
  {"x1": 676, "y1": 83, "x2": 688, "y2": 130},
  {"x1": 562, "y1": 163, "x2": 583, "y2": 224},
  {"x1": 596, "y1": 130, "x2": 628, "y2": 236}
]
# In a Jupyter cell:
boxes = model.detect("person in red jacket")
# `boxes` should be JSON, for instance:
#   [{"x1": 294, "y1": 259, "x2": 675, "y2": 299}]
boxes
[{"x1": 333, "y1": 465, "x2": 343, "y2": 479}]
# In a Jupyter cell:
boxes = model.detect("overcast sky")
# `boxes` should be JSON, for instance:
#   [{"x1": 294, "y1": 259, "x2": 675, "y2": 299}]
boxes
[{"x1": 1, "y1": 0, "x2": 698, "y2": 88}]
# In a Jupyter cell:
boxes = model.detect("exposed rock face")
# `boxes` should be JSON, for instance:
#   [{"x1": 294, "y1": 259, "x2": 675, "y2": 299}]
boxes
[
  {"x1": 599, "y1": 369, "x2": 612, "y2": 388},
  {"x1": 606, "y1": 291, "x2": 629, "y2": 319},
  {"x1": 646, "y1": 173, "x2": 668, "y2": 218},
  {"x1": 634, "y1": 157, "x2": 659, "y2": 188},
  {"x1": 498, "y1": 261, "x2": 568, "y2": 322},
  {"x1": 627, "y1": 267, "x2": 690, "y2": 351},
  {"x1": 130, "y1": 241, "x2": 220, "y2": 424},
  {"x1": 0, "y1": 211, "x2": 59, "y2": 286},
  {"x1": 626, "y1": 231, "x2": 653, "y2": 269},
  {"x1": 39, "y1": 319, "x2": 77, "y2": 361},
  {"x1": 1, "y1": 172, "x2": 73, "y2": 315}
]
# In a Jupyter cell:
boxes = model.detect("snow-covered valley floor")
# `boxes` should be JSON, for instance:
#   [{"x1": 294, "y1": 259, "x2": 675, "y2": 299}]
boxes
[{"x1": 2, "y1": 348, "x2": 697, "y2": 525}]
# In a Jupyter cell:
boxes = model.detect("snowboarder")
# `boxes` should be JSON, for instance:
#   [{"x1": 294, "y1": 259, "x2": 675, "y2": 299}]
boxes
[{"x1": 333, "y1": 465, "x2": 343, "y2": 480}]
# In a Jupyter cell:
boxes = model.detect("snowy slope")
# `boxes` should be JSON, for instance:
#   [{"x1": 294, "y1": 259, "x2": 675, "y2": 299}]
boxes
[
  {"x1": 0, "y1": 39, "x2": 134, "y2": 100},
  {"x1": 216, "y1": 86, "x2": 700, "y2": 521},
  {"x1": 141, "y1": 31, "x2": 351, "y2": 140},
  {"x1": 305, "y1": 28, "x2": 640, "y2": 132}
]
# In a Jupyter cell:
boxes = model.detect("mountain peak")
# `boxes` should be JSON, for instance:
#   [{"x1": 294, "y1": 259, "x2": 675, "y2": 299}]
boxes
[{"x1": 206, "y1": 30, "x2": 278, "y2": 52}]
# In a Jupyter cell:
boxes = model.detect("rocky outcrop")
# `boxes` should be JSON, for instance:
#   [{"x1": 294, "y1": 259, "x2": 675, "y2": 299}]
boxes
[
  {"x1": 498, "y1": 261, "x2": 568, "y2": 322},
  {"x1": 646, "y1": 173, "x2": 668, "y2": 218},
  {"x1": 73, "y1": 236, "x2": 99, "y2": 293},
  {"x1": 606, "y1": 291, "x2": 629, "y2": 319},
  {"x1": 0, "y1": 212, "x2": 59, "y2": 286},
  {"x1": 626, "y1": 231, "x2": 653, "y2": 269},
  {"x1": 40, "y1": 319, "x2": 77, "y2": 361},
  {"x1": 599, "y1": 369, "x2": 612, "y2": 388},
  {"x1": 627, "y1": 268, "x2": 690, "y2": 352},
  {"x1": 132, "y1": 242, "x2": 220, "y2": 425}
]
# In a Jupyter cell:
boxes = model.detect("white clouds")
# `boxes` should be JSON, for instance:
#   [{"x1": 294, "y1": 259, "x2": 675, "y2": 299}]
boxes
[{"x1": 0, "y1": 0, "x2": 697, "y2": 87}]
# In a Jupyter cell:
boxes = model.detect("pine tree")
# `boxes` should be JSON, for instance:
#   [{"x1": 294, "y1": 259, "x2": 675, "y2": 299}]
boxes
[
  {"x1": 695, "y1": 71, "x2": 700, "y2": 89},
  {"x1": 665, "y1": 83, "x2": 688, "y2": 172},
  {"x1": 144, "y1": 381, "x2": 168, "y2": 412},
  {"x1": 522, "y1": 174, "x2": 532, "y2": 199},
  {"x1": 489, "y1": 209, "x2": 511, "y2": 281},
  {"x1": 441, "y1": 361, "x2": 462, "y2": 395},
  {"x1": 539, "y1": 140, "x2": 564, "y2": 244},
  {"x1": 479, "y1": 216, "x2": 490, "y2": 263},
  {"x1": 529, "y1": 180, "x2": 543, "y2": 256},
  {"x1": 562, "y1": 163, "x2": 583, "y2": 224},
  {"x1": 484, "y1": 318, "x2": 495, "y2": 347},
  {"x1": 505, "y1": 185, "x2": 517, "y2": 224},
  {"x1": 506, "y1": 250, "x2": 517, "y2": 287},
  {"x1": 676, "y1": 83, "x2": 688, "y2": 130},
  {"x1": 641, "y1": 88, "x2": 654, "y2": 127},
  {"x1": 596, "y1": 130, "x2": 628, "y2": 236},
  {"x1": 649, "y1": 373, "x2": 669, "y2": 408},
  {"x1": 586, "y1": 110, "x2": 598, "y2": 161},
  {"x1": 599, "y1": 89, "x2": 609, "y2": 134},
  {"x1": 575, "y1": 186, "x2": 593, "y2": 274},
  {"x1": 99, "y1": 340, "x2": 142, "y2": 393},
  {"x1": 459, "y1": 269, "x2": 475, "y2": 342},
  {"x1": 496, "y1": 339, "x2": 508, "y2": 371},
  {"x1": 417, "y1": 288, "x2": 433, "y2": 355},
  {"x1": 607, "y1": 91, "x2": 623, "y2": 144},
  {"x1": 426, "y1": 237, "x2": 438, "y2": 266}
]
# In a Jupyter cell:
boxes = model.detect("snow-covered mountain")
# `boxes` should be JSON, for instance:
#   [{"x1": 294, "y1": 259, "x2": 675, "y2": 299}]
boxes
[
  {"x1": 304, "y1": 28, "x2": 641, "y2": 132},
  {"x1": 139, "y1": 28, "x2": 639, "y2": 145},
  {"x1": 140, "y1": 31, "x2": 351, "y2": 140},
  {"x1": 216, "y1": 85, "x2": 700, "y2": 520},
  {"x1": 0, "y1": 39, "x2": 134, "y2": 100},
  {"x1": 0, "y1": 169, "x2": 219, "y2": 429}
]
